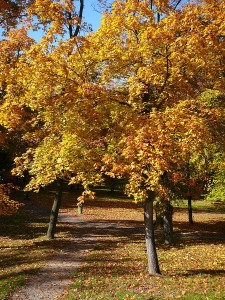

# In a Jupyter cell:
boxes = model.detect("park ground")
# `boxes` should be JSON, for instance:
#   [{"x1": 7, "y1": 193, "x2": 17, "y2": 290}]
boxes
[{"x1": 0, "y1": 188, "x2": 225, "y2": 299}]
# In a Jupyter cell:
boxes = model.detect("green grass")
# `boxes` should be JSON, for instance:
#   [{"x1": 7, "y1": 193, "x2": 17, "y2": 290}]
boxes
[
  {"x1": 172, "y1": 199, "x2": 225, "y2": 212},
  {"x1": 0, "y1": 275, "x2": 26, "y2": 299},
  {"x1": 65, "y1": 272, "x2": 148, "y2": 300},
  {"x1": 180, "y1": 290, "x2": 225, "y2": 300}
]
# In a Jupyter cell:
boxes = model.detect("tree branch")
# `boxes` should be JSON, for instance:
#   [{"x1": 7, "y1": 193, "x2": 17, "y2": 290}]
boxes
[
  {"x1": 73, "y1": 0, "x2": 84, "y2": 37},
  {"x1": 173, "y1": 0, "x2": 183, "y2": 11}
]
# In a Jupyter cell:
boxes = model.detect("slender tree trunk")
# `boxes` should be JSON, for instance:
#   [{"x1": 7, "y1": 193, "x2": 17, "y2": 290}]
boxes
[
  {"x1": 47, "y1": 179, "x2": 63, "y2": 239},
  {"x1": 23, "y1": 171, "x2": 30, "y2": 201},
  {"x1": 163, "y1": 202, "x2": 173, "y2": 244},
  {"x1": 188, "y1": 195, "x2": 194, "y2": 225},
  {"x1": 155, "y1": 213, "x2": 163, "y2": 228},
  {"x1": 144, "y1": 192, "x2": 161, "y2": 275}
]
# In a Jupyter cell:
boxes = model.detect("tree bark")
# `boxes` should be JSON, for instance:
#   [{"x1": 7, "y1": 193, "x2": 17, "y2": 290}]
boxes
[
  {"x1": 144, "y1": 192, "x2": 161, "y2": 275},
  {"x1": 163, "y1": 202, "x2": 173, "y2": 244},
  {"x1": 47, "y1": 179, "x2": 63, "y2": 239},
  {"x1": 188, "y1": 195, "x2": 194, "y2": 225},
  {"x1": 155, "y1": 213, "x2": 163, "y2": 228}
]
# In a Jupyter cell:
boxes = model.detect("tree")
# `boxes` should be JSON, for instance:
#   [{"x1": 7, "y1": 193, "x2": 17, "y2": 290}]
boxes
[
  {"x1": 0, "y1": 0, "x2": 109, "y2": 238},
  {"x1": 87, "y1": 0, "x2": 225, "y2": 274}
]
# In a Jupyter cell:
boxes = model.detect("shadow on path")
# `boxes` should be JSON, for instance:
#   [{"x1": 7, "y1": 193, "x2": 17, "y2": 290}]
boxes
[{"x1": 8, "y1": 212, "x2": 143, "y2": 300}]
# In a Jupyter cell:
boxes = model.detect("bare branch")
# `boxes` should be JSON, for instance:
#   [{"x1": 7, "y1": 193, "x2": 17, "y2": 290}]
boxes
[{"x1": 73, "y1": 0, "x2": 84, "y2": 37}]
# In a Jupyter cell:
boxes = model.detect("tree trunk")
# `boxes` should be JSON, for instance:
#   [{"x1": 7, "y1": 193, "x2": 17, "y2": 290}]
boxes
[
  {"x1": 47, "y1": 179, "x2": 63, "y2": 239},
  {"x1": 188, "y1": 195, "x2": 194, "y2": 224},
  {"x1": 155, "y1": 213, "x2": 163, "y2": 228},
  {"x1": 144, "y1": 192, "x2": 161, "y2": 275},
  {"x1": 163, "y1": 202, "x2": 173, "y2": 244}
]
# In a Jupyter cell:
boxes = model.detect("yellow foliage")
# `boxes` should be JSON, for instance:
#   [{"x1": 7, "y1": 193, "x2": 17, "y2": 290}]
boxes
[{"x1": 0, "y1": 0, "x2": 225, "y2": 201}]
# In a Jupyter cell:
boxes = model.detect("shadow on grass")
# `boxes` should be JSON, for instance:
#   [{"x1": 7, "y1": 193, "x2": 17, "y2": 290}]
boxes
[
  {"x1": 174, "y1": 205, "x2": 225, "y2": 214},
  {"x1": 174, "y1": 219, "x2": 225, "y2": 234},
  {"x1": 0, "y1": 268, "x2": 39, "y2": 281},
  {"x1": 0, "y1": 214, "x2": 49, "y2": 240},
  {"x1": 0, "y1": 235, "x2": 73, "y2": 267},
  {"x1": 178, "y1": 269, "x2": 225, "y2": 277},
  {"x1": 0, "y1": 212, "x2": 78, "y2": 279},
  {"x1": 82, "y1": 199, "x2": 140, "y2": 210}
]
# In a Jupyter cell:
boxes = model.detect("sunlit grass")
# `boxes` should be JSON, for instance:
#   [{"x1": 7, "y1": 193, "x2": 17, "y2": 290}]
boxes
[
  {"x1": 172, "y1": 199, "x2": 225, "y2": 212},
  {"x1": 64, "y1": 195, "x2": 225, "y2": 300},
  {"x1": 64, "y1": 238, "x2": 225, "y2": 299}
]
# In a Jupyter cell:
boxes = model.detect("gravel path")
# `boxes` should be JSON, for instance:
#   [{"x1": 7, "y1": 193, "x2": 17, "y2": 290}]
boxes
[{"x1": 9, "y1": 212, "x2": 142, "y2": 300}]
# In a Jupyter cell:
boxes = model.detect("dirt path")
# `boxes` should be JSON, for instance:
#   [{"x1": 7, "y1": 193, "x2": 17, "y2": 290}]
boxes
[
  {"x1": 10, "y1": 213, "x2": 97, "y2": 300},
  {"x1": 9, "y1": 212, "x2": 142, "y2": 300}
]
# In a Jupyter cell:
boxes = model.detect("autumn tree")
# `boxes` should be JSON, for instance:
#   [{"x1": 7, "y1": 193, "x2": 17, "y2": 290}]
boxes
[
  {"x1": 0, "y1": 0, "x2": 109, "y2": 238},
  {"x1": 85, "y1": 0, "x2": 225, "y2": 274}
]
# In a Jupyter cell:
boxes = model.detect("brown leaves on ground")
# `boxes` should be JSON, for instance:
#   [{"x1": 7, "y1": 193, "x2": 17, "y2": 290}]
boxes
[{"x1": 65, "y1": 192, "x2": 225, "y2": 300}]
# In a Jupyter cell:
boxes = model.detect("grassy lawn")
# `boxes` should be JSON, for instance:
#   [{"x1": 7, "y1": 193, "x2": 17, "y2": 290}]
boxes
[
  {"x1": 172, "y1": 199, "x2": 225, "y2": 211},
  {"x1": 63, "y1": 193, "x2": 225, "y2": 300}
]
